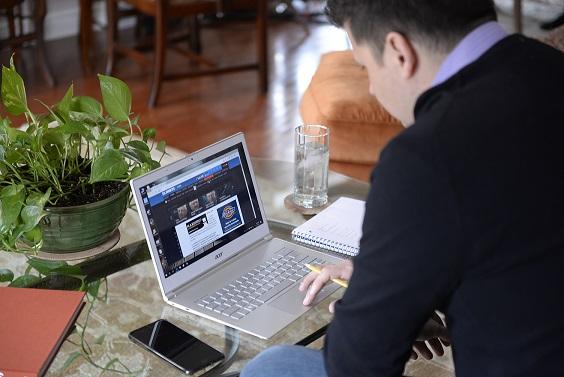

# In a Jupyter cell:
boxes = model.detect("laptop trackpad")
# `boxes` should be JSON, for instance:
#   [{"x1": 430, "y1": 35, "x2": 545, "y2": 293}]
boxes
[{"x1": 269, "y1": 283, "x2": 339, "y2": 315}]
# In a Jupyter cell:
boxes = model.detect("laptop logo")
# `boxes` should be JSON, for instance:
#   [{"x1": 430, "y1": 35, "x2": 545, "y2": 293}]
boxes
[{"x1": 215, "y1": 252, "x2": 223, "y2": 260}]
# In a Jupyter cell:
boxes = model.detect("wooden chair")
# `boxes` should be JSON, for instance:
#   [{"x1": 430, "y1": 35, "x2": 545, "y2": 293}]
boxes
[
  {"x1": 0, "y1": 0, "x2": 55, "y2": 86},
  {"x1": 105, "y1": 0, "x2": 268, "y2": 107}
]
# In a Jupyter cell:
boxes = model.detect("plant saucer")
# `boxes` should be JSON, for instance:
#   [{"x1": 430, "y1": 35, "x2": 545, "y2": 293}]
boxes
[{"x1": 34, "y1": 230, "x2": 120, "y2": 262}]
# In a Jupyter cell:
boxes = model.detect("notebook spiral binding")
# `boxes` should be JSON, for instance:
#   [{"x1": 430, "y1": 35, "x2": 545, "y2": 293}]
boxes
[{"x1": 291, "y1": 231, "x2": 359, "y2": 256}]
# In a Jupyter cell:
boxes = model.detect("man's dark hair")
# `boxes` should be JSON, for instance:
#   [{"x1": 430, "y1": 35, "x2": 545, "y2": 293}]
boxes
[{"x1": 326, "y1": 0, "x2": 497, "y2": 56}]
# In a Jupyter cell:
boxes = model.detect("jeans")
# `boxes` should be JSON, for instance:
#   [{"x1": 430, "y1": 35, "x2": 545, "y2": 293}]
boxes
[{"x1": 240, "y1": 345, "x2": 328, "y2": 377}]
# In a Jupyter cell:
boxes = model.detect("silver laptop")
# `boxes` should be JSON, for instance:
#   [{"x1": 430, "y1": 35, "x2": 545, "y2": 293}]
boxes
[{"x1": 130, "y1": 133, "x2": 343, "y2": 339}]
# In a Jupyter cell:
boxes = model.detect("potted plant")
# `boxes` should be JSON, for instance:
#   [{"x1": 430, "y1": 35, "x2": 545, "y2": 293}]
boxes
[
  {"x1": 0, "y1": 58, "x2": 164, "y2": 373},
  {"x1": 0, "y1": 57, "x2": 165, "y2": 254}
]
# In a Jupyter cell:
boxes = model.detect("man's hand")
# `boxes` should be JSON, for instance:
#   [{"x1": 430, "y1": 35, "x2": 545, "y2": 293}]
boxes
[
  {"x1": 299, "y1": 261, "x2": 450, "y2": 360},
  {"x1": 411, "y1": 312, "x2": 450, "y2": 360},
  {"x1": 299, "y1": 260, "x2": 353, "y2": 307}
]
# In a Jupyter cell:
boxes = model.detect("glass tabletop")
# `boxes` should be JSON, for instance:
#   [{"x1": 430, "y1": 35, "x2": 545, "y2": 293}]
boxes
[{"x1": 0, "y1": 151, "x2": 454, "y2": 376}]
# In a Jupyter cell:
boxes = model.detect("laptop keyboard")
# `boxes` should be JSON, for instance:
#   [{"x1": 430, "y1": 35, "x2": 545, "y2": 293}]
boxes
[{"x1": 196, "y1": 247, "x2": 327, "y2": 320}]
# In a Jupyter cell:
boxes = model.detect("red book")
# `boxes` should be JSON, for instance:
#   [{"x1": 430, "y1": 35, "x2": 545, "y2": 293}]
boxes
[{"x1": 0, "y1": 287, "x2": 85, "y2": 377}]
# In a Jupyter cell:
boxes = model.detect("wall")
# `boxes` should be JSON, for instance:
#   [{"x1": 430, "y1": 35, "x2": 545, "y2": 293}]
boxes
[
  {"x1": 0, "y1": 0, "x2": 121, "y2": 42},
  {"x1": 44, "y1": 0, "x2": 107, "y2": 41}
]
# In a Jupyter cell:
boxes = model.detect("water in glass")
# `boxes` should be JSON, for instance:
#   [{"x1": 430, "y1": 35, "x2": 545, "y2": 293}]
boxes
[{"x1": 294, "y1": 141, "x2": 329, "y2": 208}]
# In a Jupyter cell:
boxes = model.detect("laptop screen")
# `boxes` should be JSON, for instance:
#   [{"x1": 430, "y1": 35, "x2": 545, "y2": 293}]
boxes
[{"x1": 137, "y1": 142, "x2": 264, "y2": 278}]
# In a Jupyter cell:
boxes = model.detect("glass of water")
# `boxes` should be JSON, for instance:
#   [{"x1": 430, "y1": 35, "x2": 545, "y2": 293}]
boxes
[{"x1": 293, "y1": 125, "x2": 330, "y2": 208}]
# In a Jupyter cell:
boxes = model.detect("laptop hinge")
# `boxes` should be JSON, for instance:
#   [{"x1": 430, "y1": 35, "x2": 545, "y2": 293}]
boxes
[{"x1": 167, "y1": 233, "x2": 274, "y2": 299}]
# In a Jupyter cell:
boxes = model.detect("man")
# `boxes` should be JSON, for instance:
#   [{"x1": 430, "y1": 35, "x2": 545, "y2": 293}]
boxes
[{"x1": 242, "y1": 1, "x2": 564, "y2": 376}]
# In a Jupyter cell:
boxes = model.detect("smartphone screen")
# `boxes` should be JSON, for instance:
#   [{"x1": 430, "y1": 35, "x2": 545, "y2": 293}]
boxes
[{"x1": 129, "y1": 319, "x2": 225, "y2": 374}]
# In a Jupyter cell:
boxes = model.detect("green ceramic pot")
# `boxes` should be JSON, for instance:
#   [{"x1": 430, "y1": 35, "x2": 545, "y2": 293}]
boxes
[{"x1": 40, "y1": 186, "x2": 130, "y2": 253}]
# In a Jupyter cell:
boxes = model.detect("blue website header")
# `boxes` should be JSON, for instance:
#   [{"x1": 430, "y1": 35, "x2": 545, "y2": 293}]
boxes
[{"x1": 148, "y1": 156, "x2": 241, "y2": 207}]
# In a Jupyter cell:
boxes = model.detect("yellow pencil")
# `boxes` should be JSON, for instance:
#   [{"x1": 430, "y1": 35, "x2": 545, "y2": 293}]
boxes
[{"x1": 305, "y1": 263, "x2": 349, "y2": 288}]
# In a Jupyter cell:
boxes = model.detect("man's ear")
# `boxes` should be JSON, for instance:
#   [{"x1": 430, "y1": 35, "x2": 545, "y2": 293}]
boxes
[{"x1": 384, "y1": 32, "x2": 418, "y2": 79}]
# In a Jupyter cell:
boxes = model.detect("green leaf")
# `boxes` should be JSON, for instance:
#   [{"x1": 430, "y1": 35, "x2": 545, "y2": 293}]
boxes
[
  {"x1": 112, "y1": 136, "x2": 121, "y2": 149},
  {"x1": 98, "y1": 74, "x2": 131, "y2": 122},
  {"x1": 70, "y1": 95, "x2": 103, "y2": 116},
  {"x1": 7, "y1": 127, "x2": 31, "y2": 144},
  {"x1": 5, "y1": 149, "x2": 23, "y2": 164},
  {"x1": 90, "y1": 148, "x2": 129, "y2": 183},
  {"x1": 20, "y1": 188, "x2": 50, "y2": 232},
  {"x1": 0, "y1": 183, "x2": 25, "y2": 198},
  {"x1": 56, "y1": 84, "x2": 74, "y2": 115},
  {"x1": 129, "y1": 163, "x2": 152, "y2": 179},
  {"x1": 1, "y1": 57, "x2": 28, "y2": 115},
  {"x1": 27, "y1": 258, "x2": 82, "y2": 276},
  {"x1": 87, "y1": 279, "x2": 101, "y2": 298},
  {"x1": 130, "y1": 115, "x2": 141, "y2": 127},
  {"x1": 0, "y1": 184, "x2": 25, "y2": 233},
  {"x1": 23, "y1": 225, "x2": 42, "y2": 244},
  {"x1": 27, "y1": 259, "x2": 67, "y2": 274},
  {"x1": 68, "y1": 95, "x2": 105, "y2": 124},
  {"x1": 156, "y1": 140, "x2": 166, "y2": 153},
  {"x1": 120, "y1": 148, "x2": 150, "y2": 164},
  {"x1": 9, "y1": 274, "x2": 41, "y2": 288},
  {"x1": 61, "y1": 351, "x2": 82, "y2": 371},
  {"x1": 26, "y1": 188, "x2": 51, "y2": 207},
  {"x1": 58, "y1": 121, "x2": 90, "y2": 136},
  {"x1": 142, "y1": 127, "x2": 156, "y2": 142},
  {"x1": 42, "y1": 129, "x2": 66, "y2": 148},
  {"x1": 127, "y1": 140, "x2": 150, "y2": 152},
  {"x1": 0, "y1": 117, "x2": 11, "y2": 142},
  {"x1": 129, "y1": 166, "x2": 144, "y2": 179},
  {"x1": 0, "y1": 116, "x2": 11, "y2": 129},
  {"x1": 68, "y1": 111, "x2": 99, "y2": 124},
  {"x1": 0, "y1": 268, "x2": 14, "y2": 282},
  {"x1": 53, "y1": 264, "x2": 83, "y2": 276},
  {"x1": 109, "y1": 126, "x2": 129, "y2": 137},
  {"x1": 147, "y1": 159, "x2": 160, "y2": 170},
  {"x1": 20, "y1": 205, "x2": 43, "y2": 232}
]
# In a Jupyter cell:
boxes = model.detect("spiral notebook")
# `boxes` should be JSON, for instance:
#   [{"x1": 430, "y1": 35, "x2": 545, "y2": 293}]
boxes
[{"x1": 291, "y1": 197, "x2": 365, "y2": 256}]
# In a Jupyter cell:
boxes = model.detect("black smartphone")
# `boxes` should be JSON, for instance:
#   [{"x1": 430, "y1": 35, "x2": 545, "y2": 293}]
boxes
[{"x1": 129, "y1": 319, "x2": 225, "y2": 374}]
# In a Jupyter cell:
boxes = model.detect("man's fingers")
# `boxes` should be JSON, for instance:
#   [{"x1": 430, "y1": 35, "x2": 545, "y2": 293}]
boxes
[
  {"x1": 413, "y1": 341, "x2": 433, "y2": 360},
  {"x1": 431, "y1": 311, "x2": 444, "y2": 325},
  {"x1": 299, "y1": 272, "x2": 318, "y2": 292},
  {"x1": 303, "y1": 270, "x2": 331, "y2": 306},
  {"x1": 428, "y1": 338, "x2": 444, "y2": 356},
  {"x1": 299, "y1": 265, "x2": 339, "y2": 292},
  {"x1": 417, "y1": 315, "x2": 449, "y2": 341},
  {"x1": 328, "y1": 299, "x2": 338, "y2": 313},
  {"x1": 300, "y1": 261, "x2": 354, "y2": 307}
]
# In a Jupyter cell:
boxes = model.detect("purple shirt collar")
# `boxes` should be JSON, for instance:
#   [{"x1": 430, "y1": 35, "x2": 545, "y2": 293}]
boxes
[{"x1": 432, "y1": 21, "x2": 508, "y2": 87}]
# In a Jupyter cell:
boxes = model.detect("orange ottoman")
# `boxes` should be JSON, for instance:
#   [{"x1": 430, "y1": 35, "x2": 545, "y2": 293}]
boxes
[{"x1": 300, "y1": 50, "x2": 403, "y2": 165}]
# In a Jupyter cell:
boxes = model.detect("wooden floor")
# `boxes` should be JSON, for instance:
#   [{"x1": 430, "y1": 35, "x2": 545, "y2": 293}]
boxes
[{"x1": 0, "y1": 18, "x2": 375, "y2": 181}]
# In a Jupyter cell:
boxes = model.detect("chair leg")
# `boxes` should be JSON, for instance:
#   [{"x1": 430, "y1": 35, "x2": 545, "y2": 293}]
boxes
[
  {"x1": 79, "y1": 0, "x2": 94, "y2": 75},
  {"x1": 34, "y1": 0, "x2": 55, "y2": 87},
  {"x1": 6, "y1": 6, "x2": 19, "y2": 62},
  {"x1": 105, "y1": 0, "x2": 118, "y2": 75},
  {"x1": 513, "y1": 0, "x2": 522, "y2": 33},
  {"x1": 256, "y1": 0, "x2": 268, "y2": 93},
  {"x1": 148, "y1": 0, "x2": 167, "y2": 108},
  {"x1": 188, "y1": 15, "x2": 201, "y2": 54}
]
